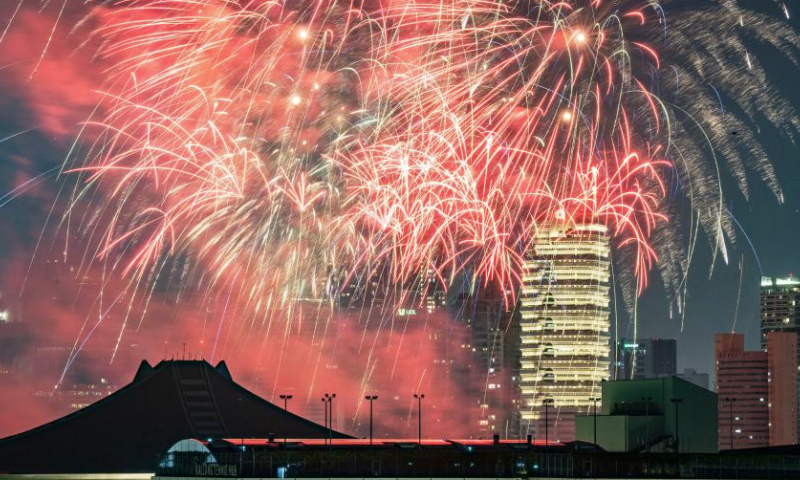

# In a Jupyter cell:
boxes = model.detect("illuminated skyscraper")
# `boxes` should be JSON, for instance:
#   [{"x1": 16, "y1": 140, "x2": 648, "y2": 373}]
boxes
[
  {"x1": 760, "y1": 276, "x2": 800, "y2": 348},
  {"x1": 715, "y1": 333, "x2": 769, "y2": 450},
  {"x1": 760, "y1": 276, "x2": 800, "y2": 443},
  {"x1": 518, "y1": 220, "x2": 611, "y2": 441},
  {"x1": 767, "y1": 331, "x2": 798, "y2": 446},
  {"x1": 615, "y1": 338, "x2": 677, "y2": 380},
  {"x1": 458, "y1": 288, "x2": 521, "y2": 439}
]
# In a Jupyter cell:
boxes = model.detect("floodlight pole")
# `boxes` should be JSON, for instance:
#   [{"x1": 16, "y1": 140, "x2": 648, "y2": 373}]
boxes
[
  {"x1": 414, "y1": 393, "x2": 425, "y2": 445},
  {"x1": 365, "y1": 395, "x2": 378, "y2": 445}
]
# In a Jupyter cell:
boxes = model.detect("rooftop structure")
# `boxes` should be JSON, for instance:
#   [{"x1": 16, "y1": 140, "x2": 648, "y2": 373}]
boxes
[
  {"x1": 675, "y1": 368, "x2": 710, "y2": 390},
  {"x1": 154, "y1": 435, "x2": 800, "y2": 479},
  {"x1": 156, "y1": 436, "x2": 571, "y2": 479},
  {"x1": 575, "y1": 376, "x2": 718, "y2": 453}
]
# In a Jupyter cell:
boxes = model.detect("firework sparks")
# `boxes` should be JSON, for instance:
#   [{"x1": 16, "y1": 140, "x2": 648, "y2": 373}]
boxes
[{"x1": 5, "y1": 0, "x2": 797, "y2": 333}]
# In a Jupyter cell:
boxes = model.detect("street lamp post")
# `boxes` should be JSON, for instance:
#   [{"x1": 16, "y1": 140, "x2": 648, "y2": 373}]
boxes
[
  {"x1": 542, "y1": 398, "x2": 554, "y2": 446},
  {"x1": 670, "y1": 398, "x2": 683, "y2": 476},
  {"x1": 279, "y1": 394, "x2": 293, "y2": 443},
  {"x1": 324, "y1": 393, "x2": 336, "y2": 446},
  {"x1": 331, "y1": 394, "x2": 336, "y2": 445},
  {"x1": 238, "y1": 396, "x2": 244, "y2": 447},
  {"x1": 280, "y1": 394, "x2": 293, "y2": 411},
  {"x1": 724, "y1": 397, "x2": 736, "y2": 450},
  {"x1": 414, "y1": 393, "x2": 425, "y2": 445},
  {"x1": 589, "y1": 396, "x2": 601, "y2": 478},
  {"x1": 321, "y1": 397, "x2": 328, "y2": 444},
  {"x1": 642, "y1": 396, "x2": 652, "y2": 453},
  {"x1": 365, "y1": 395, "x2": 378, "y2": 445},
  {"x1": 238, "y1": 397, "x2": 244, "y2": 473},
  {"x1": 670, "y1": 398, "x2": 683, "y2": 452},
  {"x1": 589, "y1": 397, "x2": 601, "y2": 448}
]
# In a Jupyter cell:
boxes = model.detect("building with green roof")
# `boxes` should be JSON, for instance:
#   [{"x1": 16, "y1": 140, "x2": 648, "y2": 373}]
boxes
[{"x1": 575, "y1": 376, "x2": 718, "y2": 453}]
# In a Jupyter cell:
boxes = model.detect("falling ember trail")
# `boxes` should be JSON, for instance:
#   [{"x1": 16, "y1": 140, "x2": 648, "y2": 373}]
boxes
[{"x1": 7, "y1": 0, "x2": 795, "y2": 343}]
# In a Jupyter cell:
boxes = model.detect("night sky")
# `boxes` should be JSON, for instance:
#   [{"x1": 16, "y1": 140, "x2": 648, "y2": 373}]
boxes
[
  {"x1": 1, "y1": 0, "x2": 799, "y2": 439},
  {"x1": 632, "y1": 1, "x2": 800, "y2": 370}
]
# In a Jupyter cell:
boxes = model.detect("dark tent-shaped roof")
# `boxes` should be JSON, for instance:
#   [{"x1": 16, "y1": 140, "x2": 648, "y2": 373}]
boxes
[{"x1": 0, "y1": 359, "x2": 348, "y2": 473}]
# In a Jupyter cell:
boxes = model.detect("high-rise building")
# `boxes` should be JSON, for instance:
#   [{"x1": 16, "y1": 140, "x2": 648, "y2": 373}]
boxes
[
  {"x1": 766, "y1": 331, "x2": 798, "y2": 446},
  {"x1": 615, "y1": 338, "x2": 677, "y2": 380},
  {"x1": 518, "y1": 220, "x2": 611, "y2": 442},
  {"x1": 615, "y1": 340, "x2": 643, "y2": 380},
  {"x1": 337, "y1": 264, "x2": 447, "y2": 317},
  {"x1": 715, "y1": 333, "x2": 769, "y2": 450},
  {"x1": 760, "y1": 277, "x2": 800, "y2": 346},
  {"x1": 760, "y1": 276, "x2": 800, "y2": 441},
  {"x1": 336, "y1": 262, "x2": 393, "y2": 311},
  {"x1": 459, "y1": 289, "x2": 521, "y2": 439}
]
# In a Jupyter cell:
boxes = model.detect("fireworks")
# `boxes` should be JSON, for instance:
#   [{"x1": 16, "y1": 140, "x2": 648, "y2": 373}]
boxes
[{"x1": 11, "y1": 0, "x2": 796, "y2": 320}]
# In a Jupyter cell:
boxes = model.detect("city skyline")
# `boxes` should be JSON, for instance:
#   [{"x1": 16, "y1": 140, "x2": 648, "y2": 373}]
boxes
[{"x1": 1, "y1": 0, "x2": 800, "y2": 449}]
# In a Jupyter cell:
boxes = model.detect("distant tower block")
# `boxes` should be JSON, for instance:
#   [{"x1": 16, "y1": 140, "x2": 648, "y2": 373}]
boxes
[
  {"x1": 760, "y1": 276, "x2": 800, "y2": 444},
  {"x1": 518, "y1": 221, "x2": 611, "y2": 442}
]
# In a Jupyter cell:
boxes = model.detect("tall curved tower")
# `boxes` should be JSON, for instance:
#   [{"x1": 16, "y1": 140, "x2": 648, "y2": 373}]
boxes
[{"x1": 518, "y1": 221, "x2": 611, "y2": 441}]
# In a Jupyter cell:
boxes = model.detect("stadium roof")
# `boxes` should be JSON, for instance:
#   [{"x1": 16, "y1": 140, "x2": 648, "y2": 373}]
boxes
[
  {"x1": 198, "y1": 437, "x2": 567, "y2": 449},
  {"x1": 0, "y1": 359, "x2": 347, "y2": 473}
]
